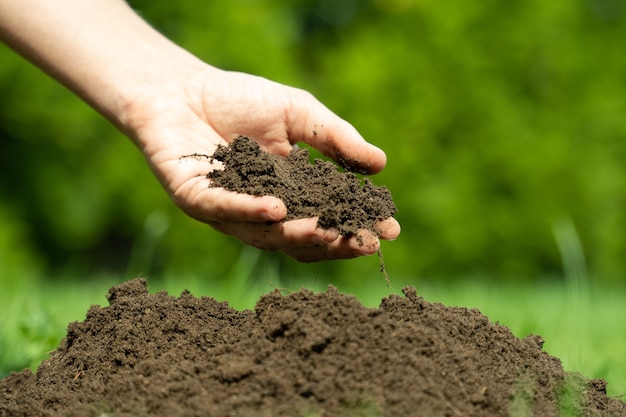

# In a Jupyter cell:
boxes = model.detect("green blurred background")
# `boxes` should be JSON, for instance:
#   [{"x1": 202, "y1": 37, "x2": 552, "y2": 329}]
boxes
[
  {"x1": 1, "y1": 0, "x2": 626, "y2": 397},
  {"x1": 2, "y1": 0, "x2": 626, "y2": 284}
]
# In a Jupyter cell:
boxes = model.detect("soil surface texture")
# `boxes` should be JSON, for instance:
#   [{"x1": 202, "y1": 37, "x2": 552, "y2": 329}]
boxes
[
  {"x1": 1, "y1": 278, "x2": 624, "y2": 417},
  {"x1": 208, "y1": 136, "x2": 397, "y2": 237}
]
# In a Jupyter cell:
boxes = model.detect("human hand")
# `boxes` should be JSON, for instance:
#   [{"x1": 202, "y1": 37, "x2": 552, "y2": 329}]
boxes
[
  {"x1": 0, "y1": 0, "x2": 399, "y2": 261},
  {"x1": 124, "y1": 66, "x2": 400, "y2": 261}
]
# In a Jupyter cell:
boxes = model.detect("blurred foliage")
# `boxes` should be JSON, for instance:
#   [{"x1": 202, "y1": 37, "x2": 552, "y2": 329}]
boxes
[{"x1": 1, "y1": 0, "x2": 625, "y2": 284}]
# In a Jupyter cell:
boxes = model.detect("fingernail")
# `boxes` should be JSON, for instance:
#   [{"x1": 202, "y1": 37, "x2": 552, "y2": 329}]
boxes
[
  {"x1": 262, "y1": 211, "x2": 280, "y2": 222},
  {"x1": 260, "y1": 203, "x2": 287, "y2": 222}
]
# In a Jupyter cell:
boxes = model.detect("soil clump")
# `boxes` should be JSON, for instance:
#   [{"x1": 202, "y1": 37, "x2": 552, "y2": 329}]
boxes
[
  {"x1": 1, "y1": 278, "x2": 624, "y2": 417},
  {"x1": 208, "y1": 136, "x2": 397, "y2": 237}
]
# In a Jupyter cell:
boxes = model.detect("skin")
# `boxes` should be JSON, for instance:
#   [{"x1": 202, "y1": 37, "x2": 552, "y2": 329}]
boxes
[{"x1": 0, "y1": 0, "x2": 401, "y2": 262}]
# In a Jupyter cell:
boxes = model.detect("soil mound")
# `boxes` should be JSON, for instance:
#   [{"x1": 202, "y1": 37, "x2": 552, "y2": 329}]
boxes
[
  {"x1": 208, "y1": 135, "x2": 397, "y2": 236},
  {"x1": 1, "y1": 278, "x2": 624, "y2": 417}
]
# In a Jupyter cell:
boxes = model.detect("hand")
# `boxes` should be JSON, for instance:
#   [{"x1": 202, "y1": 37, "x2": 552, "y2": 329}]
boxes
[
  {"x1": 0, "y1": 0, "x2": 400, "y2": 262},
  {"x1": 124, "y1": 66, "x2": 401, "y2": 261}
]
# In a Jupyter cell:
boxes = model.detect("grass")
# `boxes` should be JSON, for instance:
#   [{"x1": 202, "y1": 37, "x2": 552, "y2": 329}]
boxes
[{"x1": 1, "y1": 249, "x2": 625, "y2": 402}]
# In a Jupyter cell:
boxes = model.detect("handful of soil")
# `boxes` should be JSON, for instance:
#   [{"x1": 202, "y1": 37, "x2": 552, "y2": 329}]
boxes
[{"x1": 208, "y1": 136, "x2": 397, "y2": 236}]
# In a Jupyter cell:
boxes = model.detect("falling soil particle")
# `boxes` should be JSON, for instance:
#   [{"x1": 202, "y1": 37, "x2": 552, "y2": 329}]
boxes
[
  {"x1": 1, "y1": 278, "x2": 624, "y2": 417},
  {"x1": 207, "y1": 135, "x2": 397, "y2": 237}
]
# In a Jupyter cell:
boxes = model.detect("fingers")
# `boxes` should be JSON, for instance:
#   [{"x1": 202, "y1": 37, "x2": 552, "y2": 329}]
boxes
[
  {"x1": 286, "y1": 88, "x2": 388, "y2": 175},
  {"x1": 209, "y1": 217, "x2": 338, "y2": 250},
  {"x1": 282, "y1": 230, "x2": 381, "y2": 262},
  {"x1": 376, "y1": 217, "x2": 401, "y2": 241},
  {"x1": 209, "y1": 215, "x2": 397, "y2": 263},
  {"x1": 179, "y1": 179, "x2": 399, "y2": 262},
  {"x1": 172, "y1": 176, "x2": 399, "y2": 262},
  {"x1": 172, "y1": 176, "x2": 288, "y2": 223}
]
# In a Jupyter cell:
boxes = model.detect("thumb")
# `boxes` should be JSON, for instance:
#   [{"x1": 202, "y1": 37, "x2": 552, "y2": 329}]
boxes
[{"x1": 286, "y1": 87, "x2": 387, "y2": 174}]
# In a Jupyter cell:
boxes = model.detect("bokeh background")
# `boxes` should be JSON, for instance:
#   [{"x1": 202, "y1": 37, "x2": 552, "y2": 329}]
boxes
[
  {"x1": 2, "y1": 0, "x2": 626, "y2": 398},
  {"x1": 2, "y1": 0, "x2": 625, "y2": 285}
]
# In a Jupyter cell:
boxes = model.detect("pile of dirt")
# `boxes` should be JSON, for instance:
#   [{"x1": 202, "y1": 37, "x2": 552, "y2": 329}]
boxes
[
  {"x1": 208, "y1": 135, "x2": 397, "y2": 237},
  {"x1": 1, "y1": 278, "x2": 624, "y2": 417}
]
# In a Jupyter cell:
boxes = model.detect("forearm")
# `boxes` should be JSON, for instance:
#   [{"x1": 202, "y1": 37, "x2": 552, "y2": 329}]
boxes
[{"x1": 0, "y1": 0, "x2": 204, "y2": 132}]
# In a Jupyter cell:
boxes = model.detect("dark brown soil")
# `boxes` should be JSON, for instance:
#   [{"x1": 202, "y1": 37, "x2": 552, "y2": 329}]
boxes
[
  {"x1": 1, "y1": 278, "x2": 624, "y2": 417},
  {"x1": 208, "y1": 136, "x2": 397, "y2": 237}
]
